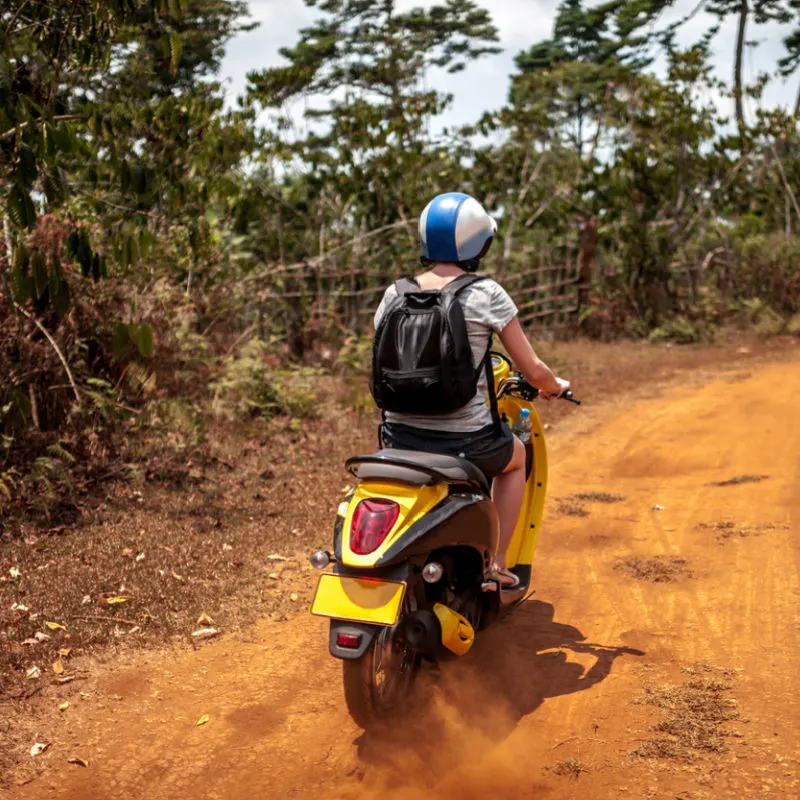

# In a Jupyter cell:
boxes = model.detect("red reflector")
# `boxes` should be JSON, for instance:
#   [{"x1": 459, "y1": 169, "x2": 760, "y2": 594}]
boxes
[
  {"x1": 336, "y1": 632, "x2": 362, "y2": 649},
  {"x1": 349, "y1": 498, "x2": 400, "y2": 555}
]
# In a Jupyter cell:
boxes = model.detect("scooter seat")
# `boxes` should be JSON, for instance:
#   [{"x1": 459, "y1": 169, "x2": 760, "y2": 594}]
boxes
[{"x1": 345, "y1": 450, "x2": 490, "y2": 495}]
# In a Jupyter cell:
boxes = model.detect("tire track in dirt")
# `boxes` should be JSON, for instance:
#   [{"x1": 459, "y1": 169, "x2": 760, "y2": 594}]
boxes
[{"x1": 7, "y1": 360, "x2": 800, "y2": 799}]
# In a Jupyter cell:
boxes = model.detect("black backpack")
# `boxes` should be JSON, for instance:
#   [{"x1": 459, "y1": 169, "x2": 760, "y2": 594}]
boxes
[{"x1": 371, "y1": 273, "x2": 500, "y2": 428}]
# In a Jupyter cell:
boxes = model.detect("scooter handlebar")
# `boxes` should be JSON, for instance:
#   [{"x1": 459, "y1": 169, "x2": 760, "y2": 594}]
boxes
[{"x1": 515, "y1": 376, "x2": 581, "y2": 405}]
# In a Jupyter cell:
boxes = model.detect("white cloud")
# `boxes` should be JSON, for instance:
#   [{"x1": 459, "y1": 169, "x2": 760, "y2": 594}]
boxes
[{"x1": 219, "y1": 0, "x2": 798, "y2": 127}]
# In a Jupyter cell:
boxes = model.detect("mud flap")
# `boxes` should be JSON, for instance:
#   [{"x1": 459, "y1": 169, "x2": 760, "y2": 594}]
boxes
[{"x1": 328, "y1": 620, "x2": 378, "y2": 660}]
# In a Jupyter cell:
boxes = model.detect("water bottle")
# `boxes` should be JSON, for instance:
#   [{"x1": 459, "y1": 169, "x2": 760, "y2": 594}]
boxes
[{"x1": 512, "y1": 408, "x2": 532, "y2": 443}]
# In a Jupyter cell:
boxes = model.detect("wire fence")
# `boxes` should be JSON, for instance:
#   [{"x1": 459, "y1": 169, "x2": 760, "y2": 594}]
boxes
[
  {"x1": 264, "y1": 261, "x2": 581, "y2": 334},
  {"x1": 245, "y1": 221, "x2": 596, "y2": 355}
]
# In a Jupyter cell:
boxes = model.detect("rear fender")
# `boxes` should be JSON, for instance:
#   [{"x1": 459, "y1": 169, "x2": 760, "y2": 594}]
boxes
[
  {"x1": 376, "y1": 494, "x2": 498, "y2": 567},
  {"x1": 336, "y1": 481, "x2": 448, "y2": 567}
]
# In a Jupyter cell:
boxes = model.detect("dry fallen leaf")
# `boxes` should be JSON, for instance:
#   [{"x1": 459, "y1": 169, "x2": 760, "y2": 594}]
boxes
[
  {"x1": 26, "y1": 665, "x2": 41, "y2": 680},
  {"x1": 197, "y1": 612, "x2": 214, "y2": 625},
  {"x1": 106, "y1": 596, "x2": 134, "y2": 605},
  {"x1": 52, "y1": 660, "x2": 64, "y2": 675},
  {"x1": 59, "y1": 701, "x2": 70, "y2": 712},
  {"x1": 58, "y1": 648, "x2": 72, "y2": 658},
  {"x1": 30, "y1": 742, "x2": 50, "y2": 757},
  {"x1": 195, "y1": 714, "x2": 209, "y2": 727},
  {"x1": 44, "y1": 621, "x2": 66, "y2": 631},
  {"x1": 67, "y1": 757, "x2": 89, "y2": 767},
  {"x1": 191, "y1": 627, "x2": 219, "y2": 641}
]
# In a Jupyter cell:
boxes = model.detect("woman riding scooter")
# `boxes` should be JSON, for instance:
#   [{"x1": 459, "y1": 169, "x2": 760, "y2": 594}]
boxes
[{"x1": 372, "y1": 192, "x2": 570, "y2": 589}]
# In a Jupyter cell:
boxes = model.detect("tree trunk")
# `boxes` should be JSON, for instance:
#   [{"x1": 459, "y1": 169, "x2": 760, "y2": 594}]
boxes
[
  {"x1": 794, "y1": 79, "x2": 800, "y2": 120},
  {"x1": 277, "y1": 203, "x2": 305, "y2": 361},
  {"x1": 734, "y1": 0, "x2": 748, "y2": 146},
  {"x1": 576, "y1": 216, "x2": 598, "y2": 315},
  {"x1": 1, "y1": 216, "x2": 19, "y2": 319}
]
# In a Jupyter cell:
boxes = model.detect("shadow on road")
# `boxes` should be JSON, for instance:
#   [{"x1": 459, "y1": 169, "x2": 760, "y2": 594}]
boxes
[{"x1": 355, "y1": 599, "x2": 644, "y2": 778}]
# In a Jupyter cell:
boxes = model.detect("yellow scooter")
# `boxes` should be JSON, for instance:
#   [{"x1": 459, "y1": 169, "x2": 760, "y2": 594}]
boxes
[{"x1": 309, "y1": 353, "x2": 579, "y2": 728}]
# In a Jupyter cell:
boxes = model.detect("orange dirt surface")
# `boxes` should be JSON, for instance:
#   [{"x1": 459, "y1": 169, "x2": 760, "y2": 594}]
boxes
[{"x1": 6, "y1": 357, "x2": 800, "y2": 799}]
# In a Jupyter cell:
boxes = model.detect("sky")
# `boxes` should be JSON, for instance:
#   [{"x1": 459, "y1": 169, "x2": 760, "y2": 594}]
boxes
[{"x1": 218, "y1": 0, "x2": 798, "y2": 131}]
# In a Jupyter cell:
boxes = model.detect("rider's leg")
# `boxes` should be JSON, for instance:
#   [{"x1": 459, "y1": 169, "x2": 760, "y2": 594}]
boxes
[{"x1": 491, "y1": 435, "x2": 526, "y2": 570}]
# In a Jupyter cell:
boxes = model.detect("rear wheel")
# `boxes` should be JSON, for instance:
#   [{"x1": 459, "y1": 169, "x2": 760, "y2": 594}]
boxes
[{"x1": 342, "y1": 622, "x2": 420, "y2": 729}]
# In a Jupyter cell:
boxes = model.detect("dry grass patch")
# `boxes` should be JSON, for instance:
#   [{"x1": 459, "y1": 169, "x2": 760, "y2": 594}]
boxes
[
  {"x1": 697, "y1": 519, "x2": 789, "y2": 544},
  {"x1": 615, "y1": 555, "x2": 691, "y2": 583},
  {"x1": 570, "y1": 492, "x2": 626, "y2": 503},
  {"x1": 631, "y1": 665, "x2": 740, "y2": 760},
  {"x1": 555, "y1": 499, "x2": 590, "y2": 517},
  {"x1": 549, "y1": 758, "x2": 587, "y2": 778},
  {"x1": 554, "y1": 491, "x2": 625, "y2": 518},
  {"x1": 708, "y1": 474, "x2": 769, "y2": 487}
]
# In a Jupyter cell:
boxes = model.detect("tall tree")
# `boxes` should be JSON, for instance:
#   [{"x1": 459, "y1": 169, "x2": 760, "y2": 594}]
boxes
[
  {"x1": 706, "y1": 0, "x2": 796, "y2": 143},
  {"x1": 512, "y1": 0, "x2": 674, "y2": 158},
  {"x1": 247, "y1": 0, "x2": 500, "y2": 232},
  {"x1": 1, "y1": 0, "x2": 167, "y2": 317},
  {"x1": 777, "y1": 2, "x2": 800, "y2": 118},
  {"x1": 79, "y1": 0, "x2": 257, "y2": 289},
  {"x1": 1, "y1": 0, "x2": 255, "y2": 317}
]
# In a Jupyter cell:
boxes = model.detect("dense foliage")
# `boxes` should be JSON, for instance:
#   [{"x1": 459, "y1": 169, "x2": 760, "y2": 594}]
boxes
[{"x1": 1, "y1": 0, "x2": 799, "y2": 516}]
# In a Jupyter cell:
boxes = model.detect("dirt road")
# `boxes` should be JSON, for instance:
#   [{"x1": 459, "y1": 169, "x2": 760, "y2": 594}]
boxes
[{"x1": 7, "y1": 359, "x2": 800, "y2": 799}]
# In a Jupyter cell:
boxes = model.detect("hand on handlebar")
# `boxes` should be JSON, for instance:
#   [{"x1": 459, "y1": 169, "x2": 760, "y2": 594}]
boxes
[{"x1": 540, "y1": 377, "x2": 571, "y2": 401}]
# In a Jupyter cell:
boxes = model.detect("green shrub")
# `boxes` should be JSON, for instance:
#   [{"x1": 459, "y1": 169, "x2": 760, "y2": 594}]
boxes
[
  {"x1": 335, "y1": 334, "x2": 373, "y2": 377},
  {"x1": 210, "y1": 339, "x2": 320, "y2": 421},
  {"x1": 154, "y1": 399, "x2": 206, "y2": 449},
  {"x1": 276, "y1": 366, "x2": 320, "y2": 419},
  {"x1": 729, "y1": 235, "x2": 800, "y2": 315},
  {"x1": 211, "y1": 339, "x2": 279, "y2": 419},
  {"x1": 735, "y1": 298, "x2": 785, "y2": 338},
  {"x1": 649, "y1": 316, "x2": 700, "y2": 344}
]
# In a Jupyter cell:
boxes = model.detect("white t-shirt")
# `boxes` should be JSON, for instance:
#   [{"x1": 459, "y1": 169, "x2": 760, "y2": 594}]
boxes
[{"x1": 373, "y1": 277, "x2": 518, "y2": 432}]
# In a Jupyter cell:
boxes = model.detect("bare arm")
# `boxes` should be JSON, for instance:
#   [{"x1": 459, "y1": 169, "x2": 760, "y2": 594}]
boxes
[{"x1": 498, "y1": 316, "x2": 564, "y2": 395}]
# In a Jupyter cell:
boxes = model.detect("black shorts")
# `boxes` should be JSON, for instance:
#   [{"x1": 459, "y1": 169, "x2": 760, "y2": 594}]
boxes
[{"x1": 381, "y1": 421, "x2": 515, "y2": 479}]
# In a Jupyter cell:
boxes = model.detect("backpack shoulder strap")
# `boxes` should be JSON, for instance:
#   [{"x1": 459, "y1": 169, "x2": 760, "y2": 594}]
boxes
[
  {"x1": 443, "y1": 273, "x2": 502, "y2": 434},
  {"x1": 394, "y1": 277, "x2": 420, "y2": 296},
  {"x1": 443, "y1": 273, "x2": 489, "y2": 296},
  {"x1": 483, "y1": 342, "x2": 502, "y2": 436}
]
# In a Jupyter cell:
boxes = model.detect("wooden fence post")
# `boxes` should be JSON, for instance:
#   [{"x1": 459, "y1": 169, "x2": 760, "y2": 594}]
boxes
[{"x1": 576, "y1": 216, "x2": 598, "y2": 313}]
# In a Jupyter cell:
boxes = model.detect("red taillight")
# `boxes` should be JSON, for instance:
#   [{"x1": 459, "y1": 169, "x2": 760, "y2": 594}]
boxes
[
  {"x1": 349, "y1": 498, "x2": 400, "y2": 555},
  {"x1": 336, "y1": 632, "x2": 362, "y2": 649}
]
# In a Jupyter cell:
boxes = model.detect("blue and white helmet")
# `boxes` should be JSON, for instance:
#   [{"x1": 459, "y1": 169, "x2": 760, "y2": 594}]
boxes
[{"x1": 418, "y1": 192, "x2": 497, "y2": 265}]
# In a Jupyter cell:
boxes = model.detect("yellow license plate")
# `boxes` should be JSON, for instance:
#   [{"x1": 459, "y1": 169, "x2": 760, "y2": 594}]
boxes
[{"x1": 311, "y1": 574, "x2": 406, "y2": 627}]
